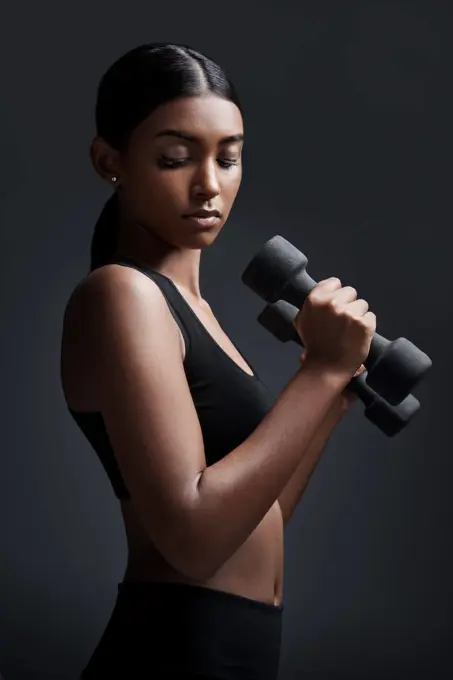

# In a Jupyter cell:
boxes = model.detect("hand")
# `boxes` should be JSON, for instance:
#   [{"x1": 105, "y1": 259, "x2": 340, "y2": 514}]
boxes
[
  {"x1": 294, "y1": 277, "x2": 376, "y2": 379},
  {"x1": 299, "y1": 351, "x2": 365, "y2": 418}
]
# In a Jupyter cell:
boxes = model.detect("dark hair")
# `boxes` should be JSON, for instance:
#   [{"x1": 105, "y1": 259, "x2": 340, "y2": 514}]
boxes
[{"x1": 90, "y1": 43, "x2": 242, "y2": 271}]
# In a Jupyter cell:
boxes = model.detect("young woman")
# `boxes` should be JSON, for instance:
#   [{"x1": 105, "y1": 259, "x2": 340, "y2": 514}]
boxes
[{"x1": 60, "y1": 43, "x2": 375, "y2": 679}]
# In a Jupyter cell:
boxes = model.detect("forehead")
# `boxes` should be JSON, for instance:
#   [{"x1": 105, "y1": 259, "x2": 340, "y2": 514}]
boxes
[{"x1": 136, "y1": 94, "x2": 243, "y2": 142}]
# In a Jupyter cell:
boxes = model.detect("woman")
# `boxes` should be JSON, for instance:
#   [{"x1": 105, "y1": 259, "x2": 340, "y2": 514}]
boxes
[{"x1": 60, "y1": 43, "x2": 375, "y2": 679}]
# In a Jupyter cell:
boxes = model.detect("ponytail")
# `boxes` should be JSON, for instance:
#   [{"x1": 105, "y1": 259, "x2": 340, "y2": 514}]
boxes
[{"x1": 89, "y1": 192, "x2": 120, "y2": 272}]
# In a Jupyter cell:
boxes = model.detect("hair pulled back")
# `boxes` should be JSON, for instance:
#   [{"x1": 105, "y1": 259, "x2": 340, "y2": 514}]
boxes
[{"x1": 90, "y1": 43, "x2": 241, "y2": 271}]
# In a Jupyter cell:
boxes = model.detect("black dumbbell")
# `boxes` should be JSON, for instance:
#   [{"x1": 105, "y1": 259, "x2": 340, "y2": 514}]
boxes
[
  {"x1": 242, "y1": 235, "x2": 432, "y2": 406},
  {"x1": 257, "y1": 300, "x2": 421, "y2": 437}
]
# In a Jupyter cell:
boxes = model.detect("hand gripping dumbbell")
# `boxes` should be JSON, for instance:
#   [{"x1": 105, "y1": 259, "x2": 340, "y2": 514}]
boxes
[
  {"x1": 242, "y1": 235, "x2": 432, "y2": 406},
  {"x1": 257, "y1": 299, "x2": 420, "y2": 437}
]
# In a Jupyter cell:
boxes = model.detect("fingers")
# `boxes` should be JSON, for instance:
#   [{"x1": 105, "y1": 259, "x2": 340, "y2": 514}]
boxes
[
  {"x1": 332, "y1": 286, "x2": 359, "y2": 306},
  {"x1": 315, "y1": 277, "x2": 343, "y2": 292},
  {"x1": 363, "y1": 310, "x2": 377, "y2": 333},
  {"x1": 316, "y1": 280, "x2": 371, "y2": 319},
  {"x1": 312, "y1": 280, "x2": 358, "y2": 306},
  {"x1": 307, "y1": 278, "x2": 343, "y2": 306},
  {"x1": 354, "y1": 363, "x2": 366, "y2": 377},
  {"x1": 320, "y1": 277, "x2": 342, "y2": 286},
  {"x1": 301, "y1": 277, "x2": 376, "y2": 333},
  {"x1": 346, "y1": 298, "x2": 369, "y2": 317}
]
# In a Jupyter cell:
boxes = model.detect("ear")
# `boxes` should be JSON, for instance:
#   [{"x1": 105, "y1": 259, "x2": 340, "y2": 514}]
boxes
[{"x1": 90, "y1": 136, "x2": 121, "y2": 183}]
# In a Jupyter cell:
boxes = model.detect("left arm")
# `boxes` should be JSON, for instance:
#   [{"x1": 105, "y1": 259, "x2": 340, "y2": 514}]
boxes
[{"x1": 277, "y1": 356, "x2": 362, "y2": 526}]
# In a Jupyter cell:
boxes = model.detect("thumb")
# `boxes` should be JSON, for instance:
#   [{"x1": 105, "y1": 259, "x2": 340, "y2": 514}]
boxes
[{"x1": 354, "y1": 364, "x2": 366, "y2": 378}]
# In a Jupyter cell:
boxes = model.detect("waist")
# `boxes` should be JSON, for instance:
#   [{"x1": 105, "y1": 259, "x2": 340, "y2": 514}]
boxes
[
  {"x1": 119, "y1": 579, "x2": 284, "y2": 614},
  {"x1": 122, "y1": 498, "x2": 285, "y2": 606},
  {"x1": 98, "y1": 580, "x2": 283, "y2": 679}
]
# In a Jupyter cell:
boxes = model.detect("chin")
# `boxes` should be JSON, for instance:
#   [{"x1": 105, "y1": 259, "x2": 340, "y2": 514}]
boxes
[
  {"x1": 188, "y1": 230, "x2": 221, "y2": 249},
  {"x1": 178, "y1": 223, "x2": 224, "y2": 249}
]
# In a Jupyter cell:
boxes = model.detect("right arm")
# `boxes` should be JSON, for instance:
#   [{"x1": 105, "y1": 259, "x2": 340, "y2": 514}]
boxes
[{"x1": 72, "y1": 267, "x2": 360, "y2": 581}]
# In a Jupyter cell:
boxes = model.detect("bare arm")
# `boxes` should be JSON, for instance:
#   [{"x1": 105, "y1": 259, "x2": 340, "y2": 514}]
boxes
[
  {"x1": 277, "y1": 398, "x2": 342, "y2": 526},
  {"x1": 277, "y1": 357, "x2": 363, "y2": 526},
  {"x1": 193, "y1": 365, "x2": 349, "y2": 575},
  {"x1": 73, "y1": 266, "x2": 353, "y2": 581}
]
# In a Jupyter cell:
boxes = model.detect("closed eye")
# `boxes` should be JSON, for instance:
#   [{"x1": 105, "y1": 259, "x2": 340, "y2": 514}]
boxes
[{"x1": 159, "y1": 156, "x2": 240, "y2": 169}]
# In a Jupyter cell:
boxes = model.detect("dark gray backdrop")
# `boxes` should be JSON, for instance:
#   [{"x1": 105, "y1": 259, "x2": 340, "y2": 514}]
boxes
[{"x1": 1, "y1": 1, "x2": 451, "y2": 678}]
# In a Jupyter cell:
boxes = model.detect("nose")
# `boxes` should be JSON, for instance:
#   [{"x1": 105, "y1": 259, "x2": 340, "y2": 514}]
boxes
[{"x1": 191, "y1": 159, "x2": 220, "y2": 200}]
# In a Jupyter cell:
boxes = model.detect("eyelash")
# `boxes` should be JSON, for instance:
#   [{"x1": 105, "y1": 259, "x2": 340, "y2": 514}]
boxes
[{"x1": 159, "y1": 157, "x2": 239, "y2": 169}]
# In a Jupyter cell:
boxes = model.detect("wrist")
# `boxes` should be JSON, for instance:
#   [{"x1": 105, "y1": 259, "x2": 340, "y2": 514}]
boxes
[{"x1": 300, "y1": 358, "x2": 353, "y2": 394}]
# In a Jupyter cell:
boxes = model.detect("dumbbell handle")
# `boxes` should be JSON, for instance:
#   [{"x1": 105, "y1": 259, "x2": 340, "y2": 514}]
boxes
[
  {"x1": 265, "y1": 292, "x2": 381, "y2": 406},
  {"x1": 278, "y1": 268, "x2": 397, "y2": 371},
  {"x1": 243, "y1": 236, "x2": 432, "y2": 404},
  {"x1": 257, "y1": 300, "x2": 421, "y2": 435}
]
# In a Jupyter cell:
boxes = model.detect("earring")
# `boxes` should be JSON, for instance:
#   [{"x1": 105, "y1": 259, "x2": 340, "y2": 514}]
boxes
[{"x1": 111, "y1": 176, "x2": 117, "y2": 184}]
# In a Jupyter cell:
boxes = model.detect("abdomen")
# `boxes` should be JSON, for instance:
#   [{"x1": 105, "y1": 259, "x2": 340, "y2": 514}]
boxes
[{"x1": 121, "y1": 499, "x2": 284, "y2": 606}]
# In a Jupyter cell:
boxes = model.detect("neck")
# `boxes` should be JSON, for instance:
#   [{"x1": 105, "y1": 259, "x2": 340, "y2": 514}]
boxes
[{"x1": 115, "y1": 210, "x2": 203, "y2": 301}]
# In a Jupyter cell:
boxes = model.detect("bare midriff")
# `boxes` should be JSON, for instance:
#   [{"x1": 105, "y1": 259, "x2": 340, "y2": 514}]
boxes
[{"x1": 120, "y1": 497, "x2": 284, "y2": 607}]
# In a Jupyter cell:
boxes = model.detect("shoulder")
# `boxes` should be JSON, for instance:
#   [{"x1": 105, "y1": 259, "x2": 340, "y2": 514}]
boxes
[
  {"x1": 61, "y1": 264, "x2": 184, "y2": 402},
  {"x1": 69, "y1": 263, "x2": 167, "y2": 310},
  {"x1": 63, "y1": 263, "x2": 179, "y2": 341}
]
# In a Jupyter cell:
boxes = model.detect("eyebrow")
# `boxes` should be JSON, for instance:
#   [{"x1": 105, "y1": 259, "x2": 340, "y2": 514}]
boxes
[{"x1": 155, "y1": 129, "x2": 244, "y2": 144}]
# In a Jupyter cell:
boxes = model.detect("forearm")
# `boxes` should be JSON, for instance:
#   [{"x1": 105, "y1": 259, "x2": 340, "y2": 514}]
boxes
[
  {"x1": 277, "y1": 400, "x2": 344, "y2": 526},
  {"x1": 187, "y1": 364, "x2": 351, "y2": 580}
]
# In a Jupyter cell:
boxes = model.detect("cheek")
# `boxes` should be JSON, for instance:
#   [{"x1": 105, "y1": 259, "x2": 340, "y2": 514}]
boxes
[
  {"x1": 222, "y1": 169, "x2": 242, "y2": 202},
  {"x1": 129, "y1": 166, "x2": 186, "y2": 214}
]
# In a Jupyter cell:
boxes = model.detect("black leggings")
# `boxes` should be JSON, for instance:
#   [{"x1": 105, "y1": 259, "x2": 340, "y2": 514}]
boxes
[{"x1": 80, "y1": 580, "x2": 283, "y2": 679}]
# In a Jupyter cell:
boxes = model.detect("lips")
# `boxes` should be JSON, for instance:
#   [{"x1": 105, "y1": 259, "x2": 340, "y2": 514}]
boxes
[
  {"x1": 184, "y1": 214, "x2": 220, "y2": 229},
  {"x1": 184, "y1": 210, "x2": 221, "y2": 218}
]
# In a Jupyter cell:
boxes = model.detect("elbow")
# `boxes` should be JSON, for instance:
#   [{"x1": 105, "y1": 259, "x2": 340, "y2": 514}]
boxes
[{"x1": 166, "y1": 479, "x2": 223, "y2": 582}]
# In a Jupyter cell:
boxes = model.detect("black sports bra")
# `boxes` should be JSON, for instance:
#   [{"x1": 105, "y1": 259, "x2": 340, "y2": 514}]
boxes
[{"x1": 68, "y1": 259, "x2": 276, "y2": 500}]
